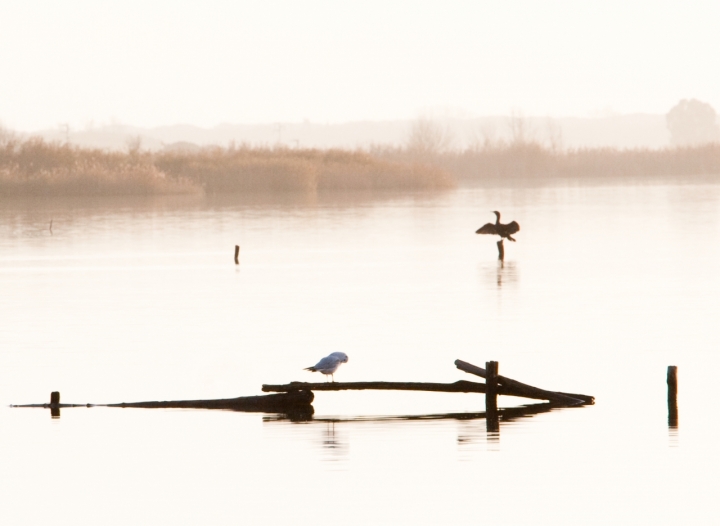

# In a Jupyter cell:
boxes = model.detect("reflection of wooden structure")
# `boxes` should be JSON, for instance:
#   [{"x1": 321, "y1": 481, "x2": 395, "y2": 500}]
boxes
[{"x1": 265, "y1": 401, "x2": 567, "y2": 424}]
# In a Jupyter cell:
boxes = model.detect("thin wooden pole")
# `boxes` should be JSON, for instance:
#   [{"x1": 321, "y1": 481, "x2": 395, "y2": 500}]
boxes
[
  {"x1": 497, "y1": 240, "x2": 504, "y2": 261},
  {"x1": 486, "y1": 361, "x2": 499, "y2": 432},
  {"x1": 667, "y1": 366, "x2": 678, "y2": 428},
  {"x1": 263, "y1": 380, "x2": 487, "y2": 394},
  {"x1": 234, "y1": 245, "x2": 240, "y2": 265}
]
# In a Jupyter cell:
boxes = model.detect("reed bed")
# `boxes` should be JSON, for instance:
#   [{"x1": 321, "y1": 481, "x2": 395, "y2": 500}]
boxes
[
  {"x1": 1, "y1": 135, "x2": 718, "y2": 197},
  {"x1": 0, "y1": 138, "x2": 198, "y2": 196},
  {"x1": 154, "y1": 146, "x2": 453, "y2": 193},
  {"x1": 0, "y1": 139, "x2": 453, "y2": 196}
]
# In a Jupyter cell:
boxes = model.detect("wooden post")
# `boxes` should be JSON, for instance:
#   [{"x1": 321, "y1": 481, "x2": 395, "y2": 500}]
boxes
[
  {"x1": 497, "y1": 240, "x2": 504, "y2": 261},
  {"x1": 486, "y1": 361, "x2": 499, "y2": 433},
  {"x1": 50, "y1": 391, "x2": 60, "y2": 419},
  {"x1": 667, "y1": 366, "x2": 678, "y2": 428},
  {"x1": 234, "y1": 245, "x2": 240, "y2": 265}
]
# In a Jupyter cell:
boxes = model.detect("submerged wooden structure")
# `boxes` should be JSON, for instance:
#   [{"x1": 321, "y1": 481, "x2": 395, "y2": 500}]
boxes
[{"x1": 13, "y1": 359, "x2": 595, "y2": 426}]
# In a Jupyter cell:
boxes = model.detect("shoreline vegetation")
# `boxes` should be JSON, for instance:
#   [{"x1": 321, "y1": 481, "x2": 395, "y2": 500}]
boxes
[{"x1": 1, "y1": 134, "x2": 719, "y2": 197}]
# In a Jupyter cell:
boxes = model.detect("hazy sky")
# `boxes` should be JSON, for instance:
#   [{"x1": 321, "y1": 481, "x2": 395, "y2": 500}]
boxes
[{"x1": 1, "y1": 0, "x2": 718, "y2": 131}]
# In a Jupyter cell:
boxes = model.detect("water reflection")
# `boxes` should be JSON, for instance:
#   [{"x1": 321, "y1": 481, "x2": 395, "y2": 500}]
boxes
[
  {"x1": 320, "y1": 421, "x2": 348, "y2": 461},
  {"x1": 480, "y1": 260, "x2": 519, "y2": 288},
  {"x1": 265, "y1": 402, "x2": 587, "y2": 458}
]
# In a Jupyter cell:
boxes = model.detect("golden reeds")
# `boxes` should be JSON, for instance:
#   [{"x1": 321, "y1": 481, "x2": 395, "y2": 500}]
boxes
[
  {"x1": 0, "y1": 139, "x2": 453, "y2": 196},
  {"x1": 1, "y1": 135, "x2": 718, "y2": 197},
  {"x1": 0, "y1": 138, "x2": 198, "y2": 196}
]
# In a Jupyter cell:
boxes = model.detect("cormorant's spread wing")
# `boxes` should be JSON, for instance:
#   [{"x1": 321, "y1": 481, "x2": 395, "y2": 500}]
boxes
[
  {"x1": 506, "y1": 221, "x2": 520, "y2": 235},
  {"x1": 476, "y1": 223, "x2": 498, "y2": 235}
]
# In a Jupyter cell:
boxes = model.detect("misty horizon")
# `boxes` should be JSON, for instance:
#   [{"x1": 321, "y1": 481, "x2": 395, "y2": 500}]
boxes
[
  {"x1": 1, "y1": 111, "x2": 700, "y2": 152},
  {"x1": 2, "y1": 2, "x2": 719, "y2": 132}
]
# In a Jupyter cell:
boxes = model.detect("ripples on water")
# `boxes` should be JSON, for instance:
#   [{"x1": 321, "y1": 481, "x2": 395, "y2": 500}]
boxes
[{"x1": 1, "y1": 179, "x2": 719, "y2": 525}]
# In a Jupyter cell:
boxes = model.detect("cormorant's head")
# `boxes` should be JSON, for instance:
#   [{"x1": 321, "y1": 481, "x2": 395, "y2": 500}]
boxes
[{"x1": 492, "y1": 211, "x2": 501, "y2": 221}]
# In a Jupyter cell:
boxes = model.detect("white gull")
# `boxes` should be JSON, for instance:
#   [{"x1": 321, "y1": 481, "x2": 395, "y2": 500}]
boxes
[{"x1": 304, "y1": 352, "x2": 349, "y2": 382}]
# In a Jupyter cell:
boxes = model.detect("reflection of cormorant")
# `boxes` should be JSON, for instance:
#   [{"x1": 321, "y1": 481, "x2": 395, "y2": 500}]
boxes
[{"x1": 476, "y1": 211, "x2": 520, "y2": 242}]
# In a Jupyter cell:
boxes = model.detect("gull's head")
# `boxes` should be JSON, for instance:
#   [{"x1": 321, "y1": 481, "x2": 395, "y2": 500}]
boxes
[{"x1": 329, "y1": 352, "x2": 349, "y2": 363}]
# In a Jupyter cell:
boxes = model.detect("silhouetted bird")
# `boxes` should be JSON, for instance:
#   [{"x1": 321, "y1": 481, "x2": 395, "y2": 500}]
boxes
[
  {"x1": 476, "y1": 211, "x2": 520, "y2": 241},
  {"x1": 304, "y1": 352, "x2": 349, "y2": 382}
]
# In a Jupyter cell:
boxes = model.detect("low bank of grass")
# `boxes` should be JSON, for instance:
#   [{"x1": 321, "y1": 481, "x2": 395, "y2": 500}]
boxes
[
  {"x1": 0, "y1": 139, "x2": 453, "y2": 197},
  {"x1": 374, "y1": 142, "x2": 720, "y2": 180}
]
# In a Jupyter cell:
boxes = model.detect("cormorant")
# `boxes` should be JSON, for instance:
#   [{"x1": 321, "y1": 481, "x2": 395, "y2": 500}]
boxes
[{"x1": 476, "y1": 211, "x2": 520, "y2": 242}]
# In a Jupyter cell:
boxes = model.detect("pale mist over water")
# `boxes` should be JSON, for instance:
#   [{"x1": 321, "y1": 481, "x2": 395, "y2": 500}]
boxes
[{"x1": 1, "y1": 177, "x2": 719, "y2": 525}]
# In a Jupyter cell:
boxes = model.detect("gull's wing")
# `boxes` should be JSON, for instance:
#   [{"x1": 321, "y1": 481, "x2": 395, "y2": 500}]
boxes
[
  {"x1": 506, "y1": 221, "x2": 520, "y2": 235},
  {"x1": 476, "y1": 222, "x2": 498, "y2": 235},
  {"x1": 312, "y1": 354, "x2": 340, "y2": 370}
]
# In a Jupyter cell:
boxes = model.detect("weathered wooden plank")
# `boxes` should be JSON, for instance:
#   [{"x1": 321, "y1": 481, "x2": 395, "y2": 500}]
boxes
[
  {"x1": 105, "y1": 390, "x2": 314, "y2": 412},
  {"x1": 455, "y1": 359, "x2": 593, "y2": 404},
  {"x1": 262, "y1": 380, "x2": 487, "y2": 393}
]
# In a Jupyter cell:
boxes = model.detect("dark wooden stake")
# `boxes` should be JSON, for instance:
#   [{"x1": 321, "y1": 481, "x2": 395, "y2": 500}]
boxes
[
  {"x1": 497, "y1": 240, "x2": 504, "y2": 261},
  {"x1": 485, "y1": 361, "x2": 498, "y2": 409},
  {"x1": 485, "y1": 361, "x2": 499, "y2": 432},
  {"x1": 50, "y1": 391, "x2": 60, "y2": 418},
  {"x1": 234, "y1": 245, "x2": 240, "y2": 265},
  {"x1": 667, "y1": 366, "x2": 678, "y2": 428}
]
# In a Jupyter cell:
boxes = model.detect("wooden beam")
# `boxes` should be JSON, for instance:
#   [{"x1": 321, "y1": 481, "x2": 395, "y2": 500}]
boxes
[
  {"x1": 105, "y1": 390, "x2": 314, "y2": 412},
  {"x1": 262, "y1": 380, "x2": 487, "y2": 394},
  {"x1": 455, "y1": 359, "x2": 593, "y2": 405}
]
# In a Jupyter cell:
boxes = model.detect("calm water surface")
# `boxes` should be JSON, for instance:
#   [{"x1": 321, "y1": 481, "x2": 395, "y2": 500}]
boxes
[{"x1": 1, "y1": 180, "x2": 719, "y2": 525}]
